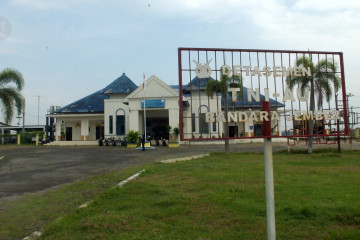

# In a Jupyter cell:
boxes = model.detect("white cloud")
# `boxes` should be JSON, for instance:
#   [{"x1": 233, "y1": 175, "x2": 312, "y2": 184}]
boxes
[
  {"x1": 9, "y1": 0, "x2": 97, "y2": 10},
  {"x1": 293, "y1": 0, "x2": 360, "y2": 12},
  {"x1": 244, "y1": 1, "x2": 360, "y2": 51},
  {"x1": 140, "y1": 0, "x2": 254, "y2": 24},
  {"x1": 0, "y1": 48, "x2": 37, "y2": 60},
  {"x1": 143, "y1": 0, "x2": 360, "y2": 51}
]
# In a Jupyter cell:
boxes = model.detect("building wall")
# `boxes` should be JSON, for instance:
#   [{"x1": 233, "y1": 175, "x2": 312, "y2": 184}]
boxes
[
  {"x1": 127, "y1": 96, "x2": 179, "y2": 133},
  {"x1": 183, "y1": 91, "x2": 281, "y2": 139},
  {"x1": 104, "y1": 98, "x2": 129, "y2": 139},
  {"x1": 183, "y1": 91, "x2": 223, "y2": 139},
  {"x1": 54, "y1": 115, "x2": 103, "y2": 141}
]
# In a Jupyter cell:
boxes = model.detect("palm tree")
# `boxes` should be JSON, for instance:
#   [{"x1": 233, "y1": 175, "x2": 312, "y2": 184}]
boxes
[
  {"x1": 205, "y1": 71, "x2": 242, "y2": 154},
  {"x1": 0, "y1": 68, "x2": 24, "y2": 124},
  {"x1": 205, "y1": 72, "x2": 242, "y2": 99},
  {"x1": 286, "y1": 56, "x2": 340, "y2": 153}
]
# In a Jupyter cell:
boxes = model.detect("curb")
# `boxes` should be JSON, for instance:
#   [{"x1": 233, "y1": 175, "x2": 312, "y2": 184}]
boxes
[
  {"x1": 23, "y1": 231, "x2": 42, "y2": 240},
  {"x1": 159, "y1": 153, "x2": 210, "y2": 163},
  {"x1": 117, "y1": 169, "x2": 146, "y2": 187}
]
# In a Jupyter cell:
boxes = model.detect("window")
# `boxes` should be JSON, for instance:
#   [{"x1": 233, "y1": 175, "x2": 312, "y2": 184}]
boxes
[
  {"x1": 109, "y1": 115, "x2": 113, "y2": 134},
  {"x1": 192, "y1": 113, "x2": 196, "y2": 132},
  {"x1": 116, "y1": 115, "x2": 125, "y2": 135},
  {"x1": 199, "y1": 113, "x2": 209, "y2": 134}
]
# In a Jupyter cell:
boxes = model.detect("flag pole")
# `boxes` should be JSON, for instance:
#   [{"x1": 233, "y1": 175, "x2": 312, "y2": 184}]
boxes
[{"x1": 143, "y1": 73, "x2": 146, "y2": 140}]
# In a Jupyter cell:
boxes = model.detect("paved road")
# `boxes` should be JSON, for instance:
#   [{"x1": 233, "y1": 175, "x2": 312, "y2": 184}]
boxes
[{"x1": 0, "y1": 141, "x2": 358, "y2": 203}]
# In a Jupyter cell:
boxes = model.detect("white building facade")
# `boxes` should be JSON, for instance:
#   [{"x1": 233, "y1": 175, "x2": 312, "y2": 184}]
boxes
[{"x1": 48, "y1": 74, "x2": 181, "y2": 142}]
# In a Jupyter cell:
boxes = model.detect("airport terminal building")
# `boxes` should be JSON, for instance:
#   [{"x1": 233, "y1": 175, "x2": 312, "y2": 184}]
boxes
[{"x1": 47, "y1": 73, "x2": 283, "y2": 142}]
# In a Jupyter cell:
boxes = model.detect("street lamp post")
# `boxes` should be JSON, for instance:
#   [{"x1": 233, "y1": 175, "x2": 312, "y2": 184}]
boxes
[{"x1": 347, "y1": 93, "x2": 354, "y2": 136}]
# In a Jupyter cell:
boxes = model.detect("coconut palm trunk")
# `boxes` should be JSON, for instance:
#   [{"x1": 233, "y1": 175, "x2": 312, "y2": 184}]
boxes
[{"x1": 308, "y1": 79, "x2": 315, "y2": 153}]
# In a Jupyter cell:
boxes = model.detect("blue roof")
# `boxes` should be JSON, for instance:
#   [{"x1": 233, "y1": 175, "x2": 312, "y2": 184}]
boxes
[
  {"x1": 55, "y1": 73, "x2": 137, "y2": 114},
  {"x1": 55, "y1": 90, "x2": 108, "y2": 113},
  {"x1": 183, "y1": 77, "x2": 213, "y2": 92},
  {"x1": 102, "y1": 73, "x2": 137, "y2": 95},
  {"x1": 170, "y1": 84, "x2": 187, "y2": 92}
]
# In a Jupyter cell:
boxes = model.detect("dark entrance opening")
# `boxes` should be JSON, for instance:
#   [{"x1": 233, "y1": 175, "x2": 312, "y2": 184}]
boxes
[
  {"x1": 229, "y1": 126, "x2": 238, "y2": 137},
  {"x1": 146, "y1": 118, "x2": 169, "y2": 140},
  {"x1": 254, "y1": 124, "x2": 262, "y2": 137},
  {"x1": 96, "y1": 126, "x2": 104, "y2": 139},
  {"x1": 66, "y1": 127, "x2": 72, "y2": 141}
]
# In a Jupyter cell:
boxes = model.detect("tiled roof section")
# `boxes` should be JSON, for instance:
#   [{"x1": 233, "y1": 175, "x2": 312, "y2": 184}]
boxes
[
  {"x1": 183, "y1": 77, "x2": 213, "y2": 92},
  {"x1": 102, "y1": 73, "x2": 137, "y2": 95},
  {"x1": 169, "y1": 85, "x2": 187, "y2": 92},
  {"x1": 55, "y1": 90, "x2": 108, "y2": 113}
]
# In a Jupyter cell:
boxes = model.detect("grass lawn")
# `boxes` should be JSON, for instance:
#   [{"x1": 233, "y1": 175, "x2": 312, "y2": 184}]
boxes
[
  {"x1": 0, "y1": 166, "x2": 146, "y2": 240},
  {"x1": 1, "y1": 150, "x2": 360, "y2": 239}
]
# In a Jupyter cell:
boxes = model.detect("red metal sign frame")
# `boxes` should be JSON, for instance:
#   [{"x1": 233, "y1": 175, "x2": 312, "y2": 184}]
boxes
[{"x1": 178, "y1": 48, "x2": 349, "y2": 141}]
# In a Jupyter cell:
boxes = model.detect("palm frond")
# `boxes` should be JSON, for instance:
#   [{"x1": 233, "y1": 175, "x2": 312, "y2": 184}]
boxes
[
  {"x1": 205, "y1": 79, "x2": 218, "y2": 99},
  {"x1": 296, "y1": 56, "x2": 314, "y2": 69},
  {"x1": 0, "y1": 68, "x2": 24, "y2": 90},
  {"x1": 0, "y1": 87, "x2": 24, "y2": 124},
  {"x1": 286, "y1": 56, "x2": 341, "y2": 111},
  {"x1": 286, "y1": 75, "x2": 310, "y2": 91}
]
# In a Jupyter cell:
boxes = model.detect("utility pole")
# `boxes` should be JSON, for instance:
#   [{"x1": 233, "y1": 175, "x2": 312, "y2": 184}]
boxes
[
  {"x1": 23, "y1": 98, "x2": 25, "y2": 131},
  {"x1": 347, "y1": 93, "x2": 354, "y2": 135},
  {"x1": 335, "y1": 93, "x2": 341, "y2": 152},
  {"x1": 38, "y1": 96, "x2": 40, "y2": 125}
]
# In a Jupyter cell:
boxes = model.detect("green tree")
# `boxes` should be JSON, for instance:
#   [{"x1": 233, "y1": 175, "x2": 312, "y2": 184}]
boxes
[
  {"x1": 205, "y1": 72, "x2": 242, "y2": 99},
  {"x1": 0, "y1": 68, "x2": 24, "y2": 124},
  {"x1": 286, "y1": 56, "x2": 340, "y2": 153},
  {"x1": 205, "y1": 70, "x2": 242, "y2": 154}
]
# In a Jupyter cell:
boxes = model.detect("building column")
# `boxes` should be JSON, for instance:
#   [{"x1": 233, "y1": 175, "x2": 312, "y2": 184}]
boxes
[
  {"x1": 169, "y1": 109, "x2": 179, "y2": 129},
  {"x1": 81, "y1": 119, "x2": 90, "y2": 141},
  {"x1": 129, "y1": 110, "x2": 139, "y2": 133},
  {"x1": 55, "y1": 121, "x2": 62, "y2": 141},
  {"x1": 1, "y1": 127, "x2": 4, "y2": 144}
]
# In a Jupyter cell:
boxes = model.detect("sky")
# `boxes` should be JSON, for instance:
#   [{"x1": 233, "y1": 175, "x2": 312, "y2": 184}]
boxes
[{"x1": 1, "y1": 0, "x2": 360, "y2": 126}]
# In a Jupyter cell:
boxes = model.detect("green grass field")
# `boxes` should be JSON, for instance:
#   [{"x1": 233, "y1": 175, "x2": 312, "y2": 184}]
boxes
[{"x1": 1, "y1": 150, "x2": 360, "y2": 239}]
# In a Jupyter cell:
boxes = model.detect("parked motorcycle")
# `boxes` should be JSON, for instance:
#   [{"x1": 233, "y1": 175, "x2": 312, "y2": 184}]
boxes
[{"x1": 98, "y1": 137, "x2": 103, "y2": 146}]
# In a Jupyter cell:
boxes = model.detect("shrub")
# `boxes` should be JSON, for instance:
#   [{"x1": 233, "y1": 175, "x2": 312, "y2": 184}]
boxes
[
  {"x1": 126, "y1": 130, "x2": 140, "y2": 143},
  {"x1": 173, "y1": 127, "x2": 180, "y2": 136},
  {"x1": 20, "y1": 131, "x2": 44, "y2": 144}
]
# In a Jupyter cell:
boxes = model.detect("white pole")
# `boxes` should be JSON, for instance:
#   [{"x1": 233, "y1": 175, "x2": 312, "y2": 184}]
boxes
[
  {"x1": 143, "y1": 73, "x2": 146, "y2": 140},
  {"x1": 38, "y1": 96, "x2": 40, "y2": 125},
  {"x1": 264, "y1": 138, "x2": 276, "y2": 240}
]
